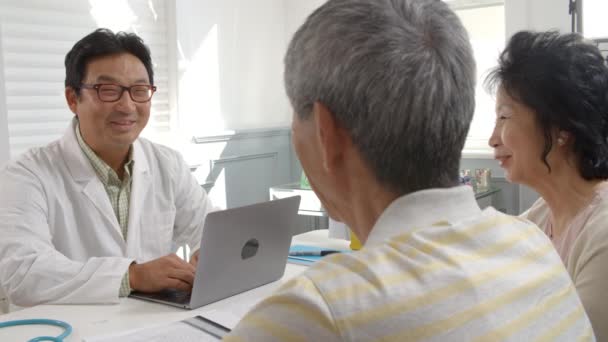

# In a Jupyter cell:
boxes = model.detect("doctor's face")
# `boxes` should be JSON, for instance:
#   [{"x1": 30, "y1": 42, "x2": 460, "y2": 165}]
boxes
[{"x1": 66, "y1": 52, "x2": 151, "y2": 153}]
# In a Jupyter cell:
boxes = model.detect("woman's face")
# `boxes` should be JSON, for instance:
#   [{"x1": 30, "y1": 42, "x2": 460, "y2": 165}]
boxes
[{"x1": 488, "y1": 87, "x2": 554, "y2": 186}]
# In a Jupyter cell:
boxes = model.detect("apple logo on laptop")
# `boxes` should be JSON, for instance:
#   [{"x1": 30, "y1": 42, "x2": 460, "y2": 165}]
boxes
[{"x1": 241, "y1": 238, "x2": 260, "y2": 260}]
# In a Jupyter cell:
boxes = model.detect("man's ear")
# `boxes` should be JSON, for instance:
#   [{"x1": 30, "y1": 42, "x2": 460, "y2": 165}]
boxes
[
  {"x1": 65, "y1": 87, "x2": 79, "y2": 116},
  {"x1": 312, "y1": 101, "x2": 346, "y2": 173}
]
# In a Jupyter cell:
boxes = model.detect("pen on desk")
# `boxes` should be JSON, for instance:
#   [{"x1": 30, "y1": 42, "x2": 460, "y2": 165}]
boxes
[{"x1": 289, "y1": 250, "x2": 341, "y2": 257}]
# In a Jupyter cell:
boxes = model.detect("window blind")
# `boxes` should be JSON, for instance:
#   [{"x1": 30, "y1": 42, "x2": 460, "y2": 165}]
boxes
[{"x1": 0, "y1": 0, "x2": 172, "y2": 158}]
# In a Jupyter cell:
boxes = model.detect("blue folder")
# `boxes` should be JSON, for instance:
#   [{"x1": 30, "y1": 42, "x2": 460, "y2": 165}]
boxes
[{"x1": 287, "y1": 245, "x2": 350, "y2": 266}]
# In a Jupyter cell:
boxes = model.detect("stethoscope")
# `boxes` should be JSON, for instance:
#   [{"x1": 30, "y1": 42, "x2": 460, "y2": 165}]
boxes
[{"x1": 0, "y1": 318, "x2": 72, "y2": 342}]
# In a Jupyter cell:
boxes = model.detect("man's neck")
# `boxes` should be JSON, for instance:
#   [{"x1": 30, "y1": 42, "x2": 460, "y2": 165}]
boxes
[
  {"x1": 97, "y1": 147, "x2": 131, "y2": 179},
  {"x1": 347, "y1": 184, "x2": 398, "y2": 245},
  {"x1": 329, "y1": 157, "x2": 399, "y2": 246}
]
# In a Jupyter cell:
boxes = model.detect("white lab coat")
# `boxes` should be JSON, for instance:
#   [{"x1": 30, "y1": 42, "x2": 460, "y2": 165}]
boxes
[{"x1": 0, "y1": 119, "x2": 214, "y2": 306}]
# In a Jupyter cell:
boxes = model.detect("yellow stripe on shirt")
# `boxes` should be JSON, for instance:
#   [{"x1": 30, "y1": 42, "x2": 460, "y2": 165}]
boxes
[
  {"x1": 471, "y1": 283, "x2": 576, "y2": 341},
  {"x1": 380, "y1": 263, "x2": 566, "y2": 341},
  {"x1": 322, "y1": 224, "x2": 541, "y2": 303},
  {"x1": 534, "y1": 305, "x2": 589, "y2": 342},
  {"x1": 256, "y1": 277, "x2": 338, "y2": 334},
  {"x1": 578, "y1": 326, "x2": 595, "y2": 342},
  {"x1": 233, "y1": 314, "x2": 308, "y2": 342},
  {"x1": 336, "y1": 242, "x2": 555, "y2": 328},
  {"x1": 309, "y1": 215, "x2": 519, "y2": 285},
  {"x1": 222, "y1": 334, "x2": 244, "y2": 342}
]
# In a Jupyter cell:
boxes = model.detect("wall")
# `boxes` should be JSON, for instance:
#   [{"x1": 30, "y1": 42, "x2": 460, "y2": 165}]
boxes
[
  {"x1": 283, "y1": 0, "x2": 326, "y2": 184},
  {"x1": 0, "y1": 24, "x2": 9, "y2": 166},
  {"x1": 284, "y1": 0, "x2": 325, "y2": 41},
  {"x1": 174, "y1": 0, "x2": 291, "y2": 139},
  {"x1": 457, "y1": 4, "x2": 505, "y2": 153},
  {"x1": 188, "y1": 128, "x2": 293, "y2": 208},
  {"x1": 187, "y1": 128, "x2": 320, "y2": 234},
  {"x1": 288, "y1": 0, "x2": 574, "y2": 43},
  {"x1": 171, "y1": 0, "x2": 308, "y2": 232},
  {"x1": 505, "y1": 0, "x2": 571, "y2": 37}
]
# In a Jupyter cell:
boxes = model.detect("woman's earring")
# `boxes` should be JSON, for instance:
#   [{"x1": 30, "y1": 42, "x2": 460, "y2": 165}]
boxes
[{"x1": 557, "y1": 137, "x2": 565, "y2": 146}]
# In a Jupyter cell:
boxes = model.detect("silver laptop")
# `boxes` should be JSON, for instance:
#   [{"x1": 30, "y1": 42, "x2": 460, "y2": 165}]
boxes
[{"x1": 130, "y1": 196, "x2": 301, "y2": 309}]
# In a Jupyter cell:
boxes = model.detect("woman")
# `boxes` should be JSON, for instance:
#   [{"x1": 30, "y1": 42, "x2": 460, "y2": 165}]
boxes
[{"x1": 487, "y1": 30, "x2": 608, "y2": 340}]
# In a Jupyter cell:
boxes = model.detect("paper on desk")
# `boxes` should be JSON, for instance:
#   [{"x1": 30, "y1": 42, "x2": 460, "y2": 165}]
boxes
[
  {"x1": 198, "y1": 308, "x2": 242, "y2": 329},
  {"x1": 82, "y1": 309, "x2": 241, "y2": 342},
  {"x1": 83, "y1": 321, "x2": 216, "y2": 342}
]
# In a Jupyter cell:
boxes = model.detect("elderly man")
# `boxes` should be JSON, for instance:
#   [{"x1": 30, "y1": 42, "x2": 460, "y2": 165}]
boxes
[
  {"x1": 0, "y1": 29, "x2": 214, "y2": 306},
  {"x1": 225, "y1": 0, "x2": 594, "y2": 340}
]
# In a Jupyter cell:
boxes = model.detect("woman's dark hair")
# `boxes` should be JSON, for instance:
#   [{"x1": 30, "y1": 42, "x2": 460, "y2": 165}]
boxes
[
  {"x1": 485, "y1": 30, "x2": 608, "y2": 180},
  {"x1": 64, "y1": 28, "x2": 154, "y2": 94}
]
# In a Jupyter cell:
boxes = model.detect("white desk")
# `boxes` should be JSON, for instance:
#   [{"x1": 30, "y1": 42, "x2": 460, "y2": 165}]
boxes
[{"x1": 0, "y1": 230, "x2": 348, "y2": 341}]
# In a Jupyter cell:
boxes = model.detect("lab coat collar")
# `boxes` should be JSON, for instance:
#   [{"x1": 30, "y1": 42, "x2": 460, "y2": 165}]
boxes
[
  {"x1": 126, "y1": 140, "x2": 152, "y2": 251},
  {"x1": 366, "y1": 186, "x2": 481, "y2": 247},
  {"x1": 61, "y1": 117, "x2": 149, "y2": 182},
  {"x1": 59, "y1": 118, "x2": 152, "y2": 245}
]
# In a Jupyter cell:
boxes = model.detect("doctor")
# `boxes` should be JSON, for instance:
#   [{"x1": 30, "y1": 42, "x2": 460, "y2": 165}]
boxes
[{"x1": 0, "y1": 29, "x2": 214, "y2": 307}]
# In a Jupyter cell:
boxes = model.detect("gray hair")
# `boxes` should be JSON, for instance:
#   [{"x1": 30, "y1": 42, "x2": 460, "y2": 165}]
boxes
[{"x1": 285, "y1": 0, "x2": 476, "y2": 195}]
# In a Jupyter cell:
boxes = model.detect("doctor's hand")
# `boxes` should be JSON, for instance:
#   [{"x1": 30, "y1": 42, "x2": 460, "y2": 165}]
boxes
[
  {"x1": 129, "y1": 254, "x2": 196, "y2": 293},
  {"x1": 189, "y1": 249, "x2": 200, "y2": 268}
]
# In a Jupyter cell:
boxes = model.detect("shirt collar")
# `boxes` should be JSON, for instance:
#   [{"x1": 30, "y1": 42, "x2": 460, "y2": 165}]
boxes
[
  {"x1": 75, "y1": 121, "x2": 134, "y2": 185},
  {"x1": 366, "y1": 186, "x2": 482, "y2": 246}
]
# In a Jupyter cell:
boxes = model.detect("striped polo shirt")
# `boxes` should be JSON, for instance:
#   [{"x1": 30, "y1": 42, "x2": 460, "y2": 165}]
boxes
[{"x1": 225, "y1": 186, "x2": 594, "y2": 341}]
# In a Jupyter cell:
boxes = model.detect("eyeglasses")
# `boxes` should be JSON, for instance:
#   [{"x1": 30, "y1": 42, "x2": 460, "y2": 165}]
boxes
[{"x1": 80, "y1": 83, "x2": 157, "y2": 103}]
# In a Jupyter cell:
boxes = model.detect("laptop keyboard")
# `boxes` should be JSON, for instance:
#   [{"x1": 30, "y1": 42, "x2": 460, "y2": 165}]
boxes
[{"x1": 147, "y1": 288, "x2": 192, "y2": 304}]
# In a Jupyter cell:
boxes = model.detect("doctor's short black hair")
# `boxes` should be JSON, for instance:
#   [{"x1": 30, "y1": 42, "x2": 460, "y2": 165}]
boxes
[
  {"x1": 64, "y1": 28, "x2": 154, "y2": 95},
  {"x1": 485, "y1": 30, "x2": 608, "y2": 180}
]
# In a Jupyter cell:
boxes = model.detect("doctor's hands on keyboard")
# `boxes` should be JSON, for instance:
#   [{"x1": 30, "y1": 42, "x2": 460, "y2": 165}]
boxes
[{"x1": 129, "y1": 254, "x2": 196, "y2": 293}]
